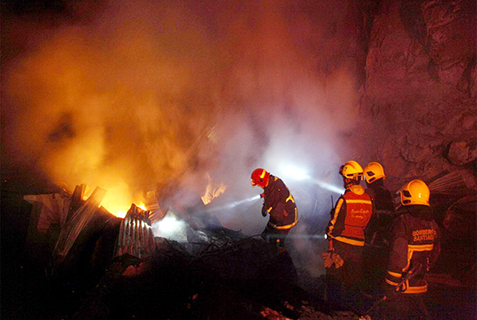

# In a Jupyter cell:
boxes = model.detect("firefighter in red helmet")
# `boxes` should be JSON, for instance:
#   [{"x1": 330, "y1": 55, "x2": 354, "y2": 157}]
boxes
[
  {"x1": 377, "y1": 180, "x2": 440, "y2": 319},
  {"x1": 251, "y1": 168, "x2": 298, "y2": 248},
  {"x1": 324, "y1": 160, "x2": 374, "y2": 311}
]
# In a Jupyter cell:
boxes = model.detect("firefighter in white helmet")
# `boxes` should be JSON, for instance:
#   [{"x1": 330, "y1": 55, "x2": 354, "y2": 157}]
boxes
[
  {"x1": 324, "y1": 160, "x2": 374, "y2": 310},
  {"x1": 379, "y1": 179, "x2": 440, "y2": 319}
]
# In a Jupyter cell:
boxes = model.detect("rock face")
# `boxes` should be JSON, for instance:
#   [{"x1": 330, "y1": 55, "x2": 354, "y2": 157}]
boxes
[
  {"x1": 448, "y1": 139, "x2": 477, "y2": 167},
  {"x1": 352, "y1": 0, "x2": 476, "y2": 287},
  {"x1": 355, "y1": 0, "x2": 476, "y2": 199}
]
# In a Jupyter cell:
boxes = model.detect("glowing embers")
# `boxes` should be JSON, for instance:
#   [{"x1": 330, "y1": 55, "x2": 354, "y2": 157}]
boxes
[
  {"x1": 68, "y1": 182, "x2": 149, "y2": 219},
  {"x1": 70, "y1": 179, "x2": 147, "y2": 219},
  {"x1": 100, "y1": 184, "x2": 145, "y2": 219},
  {"x1": 201, "y1": 173, "x2": 227, "y2": 205}
]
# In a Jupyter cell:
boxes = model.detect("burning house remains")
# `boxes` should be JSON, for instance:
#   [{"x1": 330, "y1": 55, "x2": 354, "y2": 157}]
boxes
[
  {"x1": 14, "y1": 185, "x2": 335, "y2": 319},
  {"x1": 1, "y1": 0, "x2": 476, "y2": 319}
]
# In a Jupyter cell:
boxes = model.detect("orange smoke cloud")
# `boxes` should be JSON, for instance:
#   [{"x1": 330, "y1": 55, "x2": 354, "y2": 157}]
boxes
[{"x1": 2, "y1": 0, "x2": 361, "y2": 218}]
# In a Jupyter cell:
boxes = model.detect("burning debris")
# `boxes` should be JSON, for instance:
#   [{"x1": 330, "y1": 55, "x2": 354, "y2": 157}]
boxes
[
  {"x1": 23, "y1": 184, "x2": 122, "y2": 272},
  {"x1": 201, "y1": 174, "x2": 227, "y2": 205},
  {"x1": 10, "y1": 171, "x2": 474, "y2": 320},
  {"x1": 18, "y1": 184, "x2": 343, "y2": 319},
  {"x1": 115, "y1": 204, "x2": 155, "y2": 260},
  {"x1": 54, "y1": 186, "x2": 107, "y2": 260},
  {"x1": 1, "y1": 0, "x2": 476, "y2": 319}
]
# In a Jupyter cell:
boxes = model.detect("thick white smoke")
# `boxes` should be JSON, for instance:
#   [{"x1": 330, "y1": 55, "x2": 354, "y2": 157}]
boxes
[{"x1": 2, "y1": 0, "x2": 363, "y2": 275}]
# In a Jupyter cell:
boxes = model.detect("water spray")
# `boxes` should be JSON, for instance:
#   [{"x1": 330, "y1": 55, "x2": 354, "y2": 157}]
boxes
[
  {"x1": 203, "y1": 194, "x2": 261, "y2": 213},
  {"x1": 279, "y1": 164, "x2": 344, "y2": 194},
  {"x1": 308, "y1": 179, "x2": 344, "y2": 194}
]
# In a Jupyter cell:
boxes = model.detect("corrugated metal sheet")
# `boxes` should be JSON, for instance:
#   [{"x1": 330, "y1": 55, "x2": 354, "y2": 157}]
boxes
[
  {"x1": 23, "y1": 193, "x2": 71, "y2": 234},
  {"x1": 114, "y1": 204, "x2": 155, "y2": 259},
  {"x1": 54, "y1": 186, "x2": 107, "y2": 259}
]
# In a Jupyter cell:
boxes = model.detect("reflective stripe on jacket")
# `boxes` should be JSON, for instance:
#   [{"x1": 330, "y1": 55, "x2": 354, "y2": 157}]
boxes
[
  {"x1": 267, "y1": 217, "x2": 299, "y2": 230},
  {"x1": 385, "y1": 205, "x2": 440, "y2": 294},
  {"x1": 262, "y1": 175, "x2": 298, "y2": 229},
  {"x1": 327, "y1": 185, "x2": 373, "y2": 246}
]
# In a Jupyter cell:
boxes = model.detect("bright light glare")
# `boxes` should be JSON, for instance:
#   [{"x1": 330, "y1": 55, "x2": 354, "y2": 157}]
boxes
[
  {"x1": 152, "y1": 215, "x2": 186, "y2": 239},
  {"x1": 281, "y1": 165, "x2": 310, "y2": 181},
  {"x1": 278, "y1": 164, "x2": 344, "y2": 194}
]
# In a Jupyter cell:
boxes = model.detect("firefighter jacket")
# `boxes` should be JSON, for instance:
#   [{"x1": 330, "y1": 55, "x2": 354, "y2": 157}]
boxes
[
  {"x1": 365, "y1": 179, "x2": 396, "y2": 245},
  {"x1": 262, "y1": 175, "x2": 298, "y2": 230},
  {"x1": 365, "y1": 179, "x2": 395, "y2": 215},
  {"x1": 385, "y1": 205, "x2": 440, "y2": 294},
  {"x1": 326, "y1": 184, "x2": 373, "y2": 247}
]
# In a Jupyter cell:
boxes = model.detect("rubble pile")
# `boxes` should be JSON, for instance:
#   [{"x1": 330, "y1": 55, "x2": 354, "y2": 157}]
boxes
[
  {"x1": 71, "y1": 237, "x2": 335, "y2": 320},
  {"x1": 2, "y1": 177, "x2": 475, "y2": 319},
  {"x1": 6, "y1": 186, "x2": 356, "y2": 319}
]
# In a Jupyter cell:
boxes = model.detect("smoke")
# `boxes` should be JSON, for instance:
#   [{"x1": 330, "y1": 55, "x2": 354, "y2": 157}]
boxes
[{"x1": 2, "y1": 0, "x2": 362, "y2": 274}]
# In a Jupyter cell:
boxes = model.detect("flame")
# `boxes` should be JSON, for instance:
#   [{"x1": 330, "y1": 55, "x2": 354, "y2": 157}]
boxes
[
  {"x1": 137, "y1": 202, "x2": 147, "y2": 211},
  {"x1": 201, "y1": 174, "x2": 227, "y2": 205},
  {"x1": 108, "y1": 202, "x2": 147, "y2": 219},
  {"x1": 82, "y1": 181, "x2": 146, "y2": 218}
]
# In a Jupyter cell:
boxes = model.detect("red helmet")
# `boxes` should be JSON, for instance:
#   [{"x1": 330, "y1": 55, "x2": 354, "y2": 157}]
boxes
[{"x1": 251, "y1": 168, "x2": 270, "y2": 187}]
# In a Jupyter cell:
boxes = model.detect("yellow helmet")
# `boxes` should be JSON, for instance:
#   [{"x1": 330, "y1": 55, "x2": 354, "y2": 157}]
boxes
[
  {"x1": 364, "y1": 162, "x2": 386, "y2": 183},
  {"x1": 399, "y1": 180, "x2": 430, "y2": 206},
  {"x1": 339, "y1": 160, "x2": 363, "y2": 180}
]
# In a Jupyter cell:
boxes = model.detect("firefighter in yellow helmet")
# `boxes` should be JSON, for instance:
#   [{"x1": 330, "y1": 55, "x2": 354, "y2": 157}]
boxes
[
  {"x1": 362, "y1": 162, "x2": 396, "y2": 294},
  {"x1": 363, "y1": 162, "x2": 395, "y2": 223},
  {"x1": 325, "y1": 161, "x2": 374, "y2": 310},
  {"x1": 251, "y1": 168, "x2": 298, "y2": 248},
  {"x1": 363, "y1": 162, "x2": 395, "y2": 221},
  {"x1": 379, "y1": 180, "x2": 440, "y2": 319}
]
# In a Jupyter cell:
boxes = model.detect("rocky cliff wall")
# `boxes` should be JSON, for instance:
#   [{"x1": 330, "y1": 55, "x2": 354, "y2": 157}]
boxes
[{"x1": 355, "y1": 0, "x2": 476, "y2": 203}]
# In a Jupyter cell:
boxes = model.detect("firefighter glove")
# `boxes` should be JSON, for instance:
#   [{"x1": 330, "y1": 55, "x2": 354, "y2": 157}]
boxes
[
  {"x1": 261, "y1": 208, "x2": 267, "y2": 217},
  {"x1": 321, "y1": 251, "x2": 344, "y2": 269}
]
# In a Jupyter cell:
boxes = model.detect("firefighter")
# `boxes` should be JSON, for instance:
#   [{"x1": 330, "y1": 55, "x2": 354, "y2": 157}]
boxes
[
  {"x1": 380, "y1": 180, "x2": 440, "y2": 319},
  {"x1": 363, "y1": 162, "x2": 396, "y2": 294},
  {"x1": 324, "y1": 160, "x2": 374, "y2": 310},
  {"x1": 251, "y1": 168, "x2": 298, "y2": 248},
  {"x1": 364, "y1": 162, "x2": 396, "y2": 245}
]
